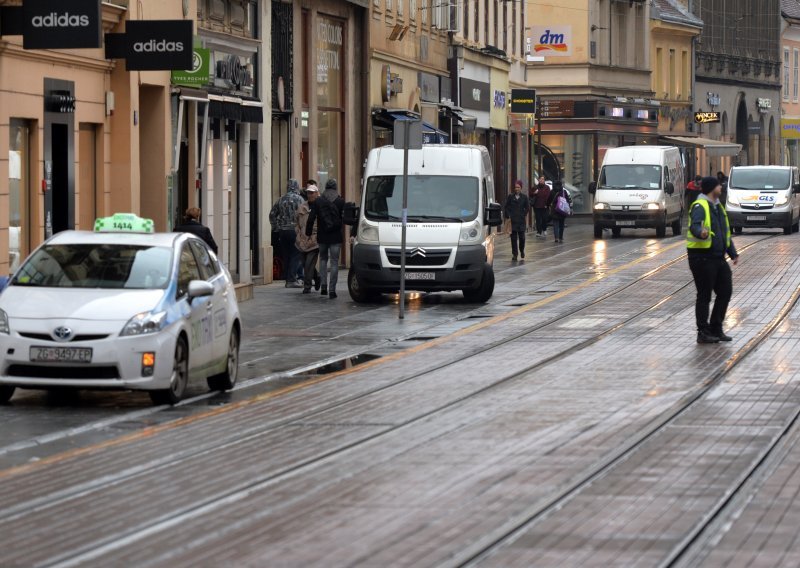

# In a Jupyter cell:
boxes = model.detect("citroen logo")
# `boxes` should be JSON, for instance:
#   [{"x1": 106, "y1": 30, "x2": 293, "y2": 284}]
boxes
[
  {"x1": 52, "y1": 326, "x2": 73, "y2": 342},
  {"x1": 409, "y1": 247, "x2": 427, "y2": 258}
]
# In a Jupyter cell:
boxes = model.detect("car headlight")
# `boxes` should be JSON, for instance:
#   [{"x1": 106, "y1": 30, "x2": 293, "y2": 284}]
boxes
[
  {"x1": 120, "y1": 311, "x2": 167, "y2": 337},
  {"x1": 357, "y1": 220, "x2": 379, "y2": 244},
  {"x1": 776, "y1": 193, "x2": 788, "y2": 206},
  {"x1": 727, "y1": 193, "x2": 740, "y2": 206},
  {"x1": 644, "y1": 202, "x2": 662, "y2": 210},
  {"x1": 594, "y1": 202, "x2": 610, "y2": 210},
  {"x1": 0, "y1": 308, "x2": 8, "y2": 334},
  {"x1": 459, "y1": 220, "x2": 482, "y2": 244}
]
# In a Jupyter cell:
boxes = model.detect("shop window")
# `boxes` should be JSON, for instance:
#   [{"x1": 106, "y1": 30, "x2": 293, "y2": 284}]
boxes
[
  {"x1": 317, "y1": 111, "x2": 342, "y2": 190},
  {"x1": 9, "y1": 119, "x2": 30, "y2": 272}
]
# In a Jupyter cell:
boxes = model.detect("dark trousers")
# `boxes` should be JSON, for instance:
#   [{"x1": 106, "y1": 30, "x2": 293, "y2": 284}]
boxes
[
  {"x1": 551, "y1": 216, "x2": 565, "y2": 241},
  {"x1": 301, "y1": 249, "x2": 320, "y2": 290},
  {"x1": 510, "y1": 230, "x2": 525, "y2": 257},
  {"x1": 534, "y1": 208, "x2": 549, "y2": 234},
  {"x1": 689, "y1": 255, "x2": 733, "y2": 333},
  {"x1": 279, "y1": 229, "x2": 300, "y2": 282}
]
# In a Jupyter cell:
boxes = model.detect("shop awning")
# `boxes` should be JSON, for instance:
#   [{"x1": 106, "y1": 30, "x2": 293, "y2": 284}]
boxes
[
  {"x1": 371, "y1": 108, "x2": 449, "y2": 143},
  {"x1": 208, "y1": 93, "x2": 264, "y2": 123},
  {"x1": 660, "y1": 135, "x2": 742, "y2": 157},
  {"x1": 422, "y1": 122, "x2": 448, "y2": 144}
]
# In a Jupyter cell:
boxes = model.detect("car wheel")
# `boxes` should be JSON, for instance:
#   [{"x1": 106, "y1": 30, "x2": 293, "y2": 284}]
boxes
[
  {"x1": 348, "y1": 269, "x2": 379, "y2": 303},
  {"x1": 612, "y1": 227, "x2": 621, "y2": 238},
  {"x1": 463, "y1": 263, "x2": 495, "y2": 303},
  {"x1": 208, "y1": 327, "x2": 240, "y2": 392},
  {"x1": 0, "y1": 385, "x2": 15, "y2": 404},
  {"x1": 671, "y1": 214, "x2": 683, "y2": 236},
  {"x1": 785, "y1": 223, "x2": 793, "y2": 236},
  {"x1": 594, "y1": 225, "x2": 603, "y2": 239},
  {"x1": 150, "y1": 336, "x2": 189, "y2": 405}
]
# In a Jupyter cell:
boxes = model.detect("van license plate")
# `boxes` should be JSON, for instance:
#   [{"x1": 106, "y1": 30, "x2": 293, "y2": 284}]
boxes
[
  {"x1": 30, "y1": 346, "x2": 92, "y2": 363},
  {"x1": 616, "y1": 220, "x2": 636, "y2": 226},
  {"x1": 405, "y1": 272, "x2": 435, "y2": 281},
  {"x1": 747, "y1": 216, "x2": 767, "y2": 221}
]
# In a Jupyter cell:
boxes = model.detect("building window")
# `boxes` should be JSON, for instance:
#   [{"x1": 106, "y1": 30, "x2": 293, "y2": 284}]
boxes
[
  {"x1": 317, "y1": 15, "x2": 345, "y2": 191},
  {"x1": 421, "y1": 0, "x2": 427, "y2": 25},
  {"x1": 398, "y1": 0, "x2": 403, "y2": 18},
  {"x1": 655, "y1": 47, "x2": 663, "y2": 97},
  {"x1": 669, "y1": 49, "x2": 676, "y2": 100},
  {"x1": 463, "y1": 0, "x2": 468, "y2": 38},
  {"x1": 794, "y1": 48, "x2": 799, "y2": 102},
  {"x1": 784, "y1": 47, "x2": 790, "y2": 101},
  {"x1": 682, "y1": 50, "x2": 689, "y2": 101},
  {"x1": 387, "y1": 0, "x2": 392, "y2": 12}
]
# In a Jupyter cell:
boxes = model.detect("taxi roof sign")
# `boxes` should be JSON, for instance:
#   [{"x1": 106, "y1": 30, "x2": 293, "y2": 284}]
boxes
[{"x1": 94, "y1": 213, "x2": 154, "y2": 234}]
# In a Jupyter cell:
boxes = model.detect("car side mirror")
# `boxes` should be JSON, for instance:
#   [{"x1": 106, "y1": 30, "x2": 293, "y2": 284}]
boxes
[
  {"x1": 188, "y1": 280, "x2": 214, "y2": 300},
  {"x1": 665, "y1": 181, "x2": 675, "y2": 195},
  {"x1": 794, "y1": 183, "x2": 800, "y2": 194},
  {"x1": 343, "y1": 202, "x2": 360, "y2": 225},
  {"x1": 485, "y1": 202, "x2": 503, "y2": 227},
  {"x1": 588, "y1": 181, "x2": 597, "y2": 195}
]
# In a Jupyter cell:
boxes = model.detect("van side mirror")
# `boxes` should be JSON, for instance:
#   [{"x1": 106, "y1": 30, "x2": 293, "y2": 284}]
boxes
[
  {"x1": 794, "y1": 183, "x2": 800, "y2": 194},
  {"x1": 588, "y1": 181, "x2": 597, "y2": 195},
  {"x1": 343, "y1": 202, "x2": 359, "y2": 225},
  {"x1": 665, "y1": 181, "x2": 675, "y2": 195},
  {"x1": 485, "y1": 203, "x2": 503, "y2": 227}
]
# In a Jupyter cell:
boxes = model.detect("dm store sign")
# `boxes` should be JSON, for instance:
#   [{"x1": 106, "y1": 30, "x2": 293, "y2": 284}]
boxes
[{"x1": 531, "y1": 26, "x2": 572, "y2": 57}]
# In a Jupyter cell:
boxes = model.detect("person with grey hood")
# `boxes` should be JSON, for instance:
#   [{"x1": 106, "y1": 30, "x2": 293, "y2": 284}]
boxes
[
  {"x1": 270, "y1": 178, "x2": 304, "y2": 287},
  {"x1": 306, "y1": 178, "x2": 345, "y2": 298}
]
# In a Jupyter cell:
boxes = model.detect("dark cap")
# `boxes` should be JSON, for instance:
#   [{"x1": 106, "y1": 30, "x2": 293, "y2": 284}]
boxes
[
  {"x1": 325, "y1": 178, "x2": 337, "y2": 190},
  {"x1": 700, "y1": 176, "x2": 719, "y2": 194}
]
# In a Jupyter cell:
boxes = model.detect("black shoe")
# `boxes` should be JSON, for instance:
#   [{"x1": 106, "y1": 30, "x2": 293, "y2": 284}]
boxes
[
  {"x1": 520, "y1": 251, "x2": 525, "y2": 258},
  {"x1": 329, "y1": 291, "x2": 338, "y2": 299},
  {"x1": 697, "y1": 330, "x2": 720, "y2": 344},
  {"x1": 511, "y1": 255, "x2": 517, "y2": 261},
  {"x1": 302, "y1": 288, "x2": 311, "y2": 294},
  {"x1": 321, "y1": 287, "x2": 328, "y2": 296},
  {"x1": 313, "y1": 274, "x2": 321, "y2": 291},
  {"x1": 711, "y1": 330, "x2": 733, "y2": 341}
]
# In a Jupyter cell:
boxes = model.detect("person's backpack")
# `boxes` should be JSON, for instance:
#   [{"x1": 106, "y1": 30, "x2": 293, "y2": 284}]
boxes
[{"x1": 317, "y1": 197, "x2": 342, "y2": 231}]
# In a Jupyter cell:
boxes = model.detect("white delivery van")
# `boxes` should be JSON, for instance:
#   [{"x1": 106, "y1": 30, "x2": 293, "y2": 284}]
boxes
[
  {"x1": 344, "y1": 145, "x2": 503, "y2": 303},
  {"x1": 589, "y1": 145, "x2": 685, "y2": 238},
  {"x1": 725, "y1": 166, "x2": 800, "y2": 235}
]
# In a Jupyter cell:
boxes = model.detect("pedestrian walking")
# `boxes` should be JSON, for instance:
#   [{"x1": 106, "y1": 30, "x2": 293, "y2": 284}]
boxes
[
  {"x1": 688, "y1": 176, "x2": 739, "y2": 344},
  {"x1": 174, "y1": 207, "x2": 218, "y2": 254},
  {"x1": 530, "y1": 175, "x2": 551, "y2": 238},
  {"x1": 547, "y1": 180, "x2": 572, "y2": 243},
  {"x1": 503, "y1": 180, "x2": 530, "y2": 261},
  {"x1": 685, "y1": 175, "x2": 702, "y2": 211},
  {"x1": 307, "y1": 178, "x2": 345, "y2": 299},
  {"x1": 296, "y1": 184, "x2": 321, "y2": 294},
  {"x1": 716, "y1": 170, "x2": 729, "y2": 204},
  {"x1": 269, "y1": 178, "x2": 304, "y2": 288}
]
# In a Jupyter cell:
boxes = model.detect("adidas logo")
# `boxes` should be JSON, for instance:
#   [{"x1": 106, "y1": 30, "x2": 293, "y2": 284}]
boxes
[
  {"x1": 133, "y1": 39, "x2": 185, "y2": 53},
  {"x1": 31, "y1": 12, "x2": 90, "y2": 28}
]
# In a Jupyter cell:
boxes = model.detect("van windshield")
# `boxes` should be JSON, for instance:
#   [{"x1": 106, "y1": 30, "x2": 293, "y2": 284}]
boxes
[
  {"x1": 729, "y1": 169, "x2": 790, "y2": 190},
  {"x1": 599, "y1": 165, "x2": 662, "y2": 190},
  {"x1": 364, "y1": 176, "x2": 479, "y2": 222}
]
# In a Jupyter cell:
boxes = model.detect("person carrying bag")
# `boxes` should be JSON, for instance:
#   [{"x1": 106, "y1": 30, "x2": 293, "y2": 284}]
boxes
[{"x1": 547, "y1": 181, "x2": 572, "y2": 243}]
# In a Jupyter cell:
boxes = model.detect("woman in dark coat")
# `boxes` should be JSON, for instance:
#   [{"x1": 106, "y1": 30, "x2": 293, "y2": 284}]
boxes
[
  {"x1": 174, "y1": 207, "x2": 218, "y2": 254},
  {"x1": 503, "y1": 180, "x2": 530, "y2": 261},
  {"x1": 547, "y1": 181, "x2": 573, "y2": 243}
]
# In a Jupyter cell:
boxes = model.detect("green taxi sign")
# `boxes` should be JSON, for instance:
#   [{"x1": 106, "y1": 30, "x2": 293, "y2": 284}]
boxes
[{"x1": 94, "y1": 213, "x2": 155, "y2": 234}]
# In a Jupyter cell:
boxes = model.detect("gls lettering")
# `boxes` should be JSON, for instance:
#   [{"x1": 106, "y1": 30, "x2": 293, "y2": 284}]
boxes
[
  {"x1": 31, "y1": 13, "x2": 90, "y2": 28},
  {"x1": 133, "y1": 40, "x2": 185, "y2": 53}
]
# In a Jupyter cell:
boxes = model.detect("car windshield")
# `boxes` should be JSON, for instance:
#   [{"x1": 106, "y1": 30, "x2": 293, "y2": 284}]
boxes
[
  {"x1": 364, "y1": 175, "x2": 479, "y2": 222},
  {"x1": 11, "y1": 243, "x2": 173, "y2": 289},
  {"x1": 729, "y1": 169, "x2": 790, "y2": 190},
  {"x1": 599, "y1": 165, "x2": 662, "y2": 190}
]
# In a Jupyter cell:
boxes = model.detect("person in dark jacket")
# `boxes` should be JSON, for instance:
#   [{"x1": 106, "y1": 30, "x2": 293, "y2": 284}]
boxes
[
  {"x1": 686, "y1": 175, "x2": 702, "y2": 211},
  {"x1": 306, "y1": 178, "x2": 345, "y2": 298},
  {"x1": 174, "y1": 207, "x2": 218, "y2": 254},
  {"x1": 688, "y1": 176, "x2": 739, "y2": 343},
  {"x1": 546, "y1": 180, "x2": 572, "y2": 243},
  {"x1": 503, "y1": 180, "x2": 530, "y2": 261},
  {"x1": 530, "y1": 175, "x2": 551, "y2": 237}
]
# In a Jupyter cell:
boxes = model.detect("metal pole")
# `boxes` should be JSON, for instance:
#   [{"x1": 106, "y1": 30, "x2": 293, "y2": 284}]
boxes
[
  {"x1": 399, "y1": 122, "x2": 409, "y2": 320},
  {"x1": 537, "y1": 100, "x2": 543, "y2": 174}
]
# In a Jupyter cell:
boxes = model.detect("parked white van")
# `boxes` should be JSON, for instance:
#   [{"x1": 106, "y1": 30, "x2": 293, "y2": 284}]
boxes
[
  {"x1": 725, "y1": 166, "x2": 800, "y2": 235},
  {"x1": 344, "y1": 145, "x2": 503, "y2": 303},
  {"x1": 589, "y1": 145, "x2": 685, "y2": 238}
]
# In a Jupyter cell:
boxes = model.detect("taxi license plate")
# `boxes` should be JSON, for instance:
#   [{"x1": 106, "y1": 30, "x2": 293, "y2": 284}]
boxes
[
  {"x1": 616, "y1": 220, "x2": 636, "y2": 226},
  {"x1": 30, "y1": 346, "x2": 92, "y2": 363},
  {"x1": 747, "y1": 215, "x2": 767, "y2": 221},
  {"x1": 405, "y1": 272, "x2": 435, "y2": 281}
]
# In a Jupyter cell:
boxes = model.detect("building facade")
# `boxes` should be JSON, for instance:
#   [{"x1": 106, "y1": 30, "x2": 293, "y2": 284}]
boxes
[
  {"x1": 691, "y1": 0, "x2": 782, "y2": 175},
  {"x1": 782, "y1": 0, "x2": 800, "y2": 166}
]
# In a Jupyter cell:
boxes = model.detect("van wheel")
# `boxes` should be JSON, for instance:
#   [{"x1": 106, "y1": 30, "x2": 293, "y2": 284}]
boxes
[
  {"x1": 348, "y1": 269, "x2": 379, "y2": 303},
  {"x1": 463, "y1": 264, "x2": 494, "y2": 303},
  {"x1": 612, "y1": 227, "x2": 621, "y2": 238},
  {"x1": 655, "y1": 220, "x2": 667, "y2": 238},
  {"x1": 733, "y1": 226, "x2": 743, "y2": 235},
  {"x1": 0, "y1": 385, "x2": 15, "y2": 404},
  {"x1": 671, "y1": 215, "x2": 683, "y2": 236},
  {"x1": 793, "y1": 220, "x2": 799, "y2": 233},
  {"x1": 593, "y1": 225, "x2": 603, "y2": 239},
  {"x1": 784, "y1": 223, "x2": 793, "y2": 235}
]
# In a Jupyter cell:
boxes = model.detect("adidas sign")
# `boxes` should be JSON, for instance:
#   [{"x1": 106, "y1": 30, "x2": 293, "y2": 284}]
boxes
[
  {"x1": 31, "y1": 12, "x2": 90, "y2": 28},
  {"x1": 133, "y1": 39, "x2": 185, "y2": 53}
]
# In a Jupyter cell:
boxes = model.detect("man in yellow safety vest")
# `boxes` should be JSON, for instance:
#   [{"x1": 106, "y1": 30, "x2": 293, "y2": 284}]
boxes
[{"x1": 687, "y1": 176, "x2": 740, "y2": 343}]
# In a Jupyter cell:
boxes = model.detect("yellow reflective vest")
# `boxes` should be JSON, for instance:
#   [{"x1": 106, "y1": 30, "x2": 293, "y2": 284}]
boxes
[{"x1": 686, "y1": 198, "x2": 731, "y2": 250}]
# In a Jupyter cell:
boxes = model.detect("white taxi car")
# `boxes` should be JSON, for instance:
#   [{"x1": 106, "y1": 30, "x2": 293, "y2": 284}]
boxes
[{"x1": 0, "y1": 214, "x2": 241, "y2": 405}]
